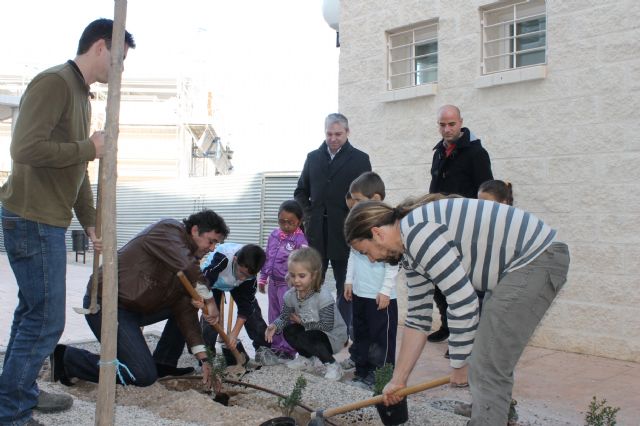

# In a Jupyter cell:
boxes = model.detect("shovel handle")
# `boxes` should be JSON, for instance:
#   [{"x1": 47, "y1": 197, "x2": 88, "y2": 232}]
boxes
[
  {"x1": 321, "y1": 375, "x2": 450, "y2": 418},
  {"x1": 176, "y1": 271, "x2": 246, "y2": 366}
]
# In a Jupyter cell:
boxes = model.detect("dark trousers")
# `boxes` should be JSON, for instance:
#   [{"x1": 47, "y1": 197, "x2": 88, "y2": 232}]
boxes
[
  {"x1": 283, "y1": 324, "x2": 334, "y2": 363},
  {"x1": 201, "y1": 290, "x2": 269, "y2": 351},
  {"x1": 433, "y1": 286, "x2": 449, "y2": 332},
  {"x1": 434, "y1": 287, "x2": 486, "y2": 333},
  {"x1": 63, "y1": 294, "x2": 186, "y2": 386},
  {"x1": 351, "y1": 294, "x2": 398, "y2": 378},
  {"x1": 322, "y1": 257, "x2": 351, "y2": 339}
]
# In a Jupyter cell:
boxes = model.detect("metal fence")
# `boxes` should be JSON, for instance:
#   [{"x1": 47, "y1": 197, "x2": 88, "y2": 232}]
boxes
[{"x1": 0, "y1": 172, "x2": 300, "y2": 252}]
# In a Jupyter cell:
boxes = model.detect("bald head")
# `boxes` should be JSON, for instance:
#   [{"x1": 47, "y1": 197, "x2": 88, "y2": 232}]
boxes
[{"x1": 437, "y1": 105, "x2": 463, "y2": 145}]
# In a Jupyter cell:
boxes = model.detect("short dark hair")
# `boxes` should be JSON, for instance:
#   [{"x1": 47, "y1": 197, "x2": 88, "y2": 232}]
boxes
[
  {"x1": 478, "y1": 180, "x2": 514, "y2": 205},
  {"x1": 279, "y1": 199, "x2": 304, "y2": 221},
  {"x1": 77, "y1": 18, "x2": 136, "y2": 55},
  {"x1": 236, "y1": 244, "x2": 266, "y2": 275},
  {"x1": 349, "y1": 171, "x2": 386, "y2": 200},
  {"x1": 182, "y1": 210, "x2": 229, "y2": 238}
]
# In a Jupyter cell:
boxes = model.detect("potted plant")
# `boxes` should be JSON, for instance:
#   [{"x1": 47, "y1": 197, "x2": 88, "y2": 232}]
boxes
[
  {"x1": 207, "y1": 347, "x2": 230, "y2": 406},
  {"x1": 260, "y1": 374, "x2": 307, "y2": 426},
  {"x1": 373, "y1": 364, "x2": 409, "y2": 426}
]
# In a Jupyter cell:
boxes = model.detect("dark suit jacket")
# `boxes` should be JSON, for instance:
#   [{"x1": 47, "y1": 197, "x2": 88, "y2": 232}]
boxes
[{"x1": 294, "y1": 141, "x2": 371, "y2": 260}]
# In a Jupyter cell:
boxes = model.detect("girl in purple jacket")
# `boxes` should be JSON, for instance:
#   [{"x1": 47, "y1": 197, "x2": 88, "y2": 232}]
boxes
[{"x1": 258, "y1": 200, "x2": 308, "y2": 360}]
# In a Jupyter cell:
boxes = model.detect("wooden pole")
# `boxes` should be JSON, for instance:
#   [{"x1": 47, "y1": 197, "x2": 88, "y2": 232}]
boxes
[{"x1": 95, "y1": 1, "x2": 127, "y2": 424}]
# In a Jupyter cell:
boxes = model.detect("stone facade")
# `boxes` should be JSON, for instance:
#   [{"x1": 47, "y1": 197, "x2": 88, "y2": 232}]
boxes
[{"x1": 338, "y1": 0, "x2": 640, "y2": 361}]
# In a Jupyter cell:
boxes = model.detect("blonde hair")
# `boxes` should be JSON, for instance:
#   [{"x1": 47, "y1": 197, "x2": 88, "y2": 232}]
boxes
[
  {"x1": 344, "y1": 193, "x2": 457, "y2": 242},
  {"x1": 287, "y1": 247, "x2": 324, "y2": 292}
]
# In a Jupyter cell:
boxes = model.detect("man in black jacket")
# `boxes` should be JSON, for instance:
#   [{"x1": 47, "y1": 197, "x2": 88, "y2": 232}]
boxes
[
  {"x1": 294, "y1": 113, "x2": 371, "y2": 338},
  {"x1": 428, "y1": 105, "x2": 493, "y2": 346}
]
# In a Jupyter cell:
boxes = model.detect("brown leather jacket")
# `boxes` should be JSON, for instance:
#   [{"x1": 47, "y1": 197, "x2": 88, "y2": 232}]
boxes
[{"x1": 91, "y1": 219, "x2": 207, "y2": 348}]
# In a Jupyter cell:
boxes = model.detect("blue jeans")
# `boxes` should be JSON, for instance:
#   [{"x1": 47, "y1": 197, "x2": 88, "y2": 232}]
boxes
[
  {"x1": 0, "y1": 208, "x2": 67, "y2": 426},
  {"x1": 63, "y1": 293, "x2": 186, "y2": 386}
]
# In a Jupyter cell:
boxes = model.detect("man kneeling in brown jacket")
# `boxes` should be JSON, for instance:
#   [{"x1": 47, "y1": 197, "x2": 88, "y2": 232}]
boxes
[{"x1": 52, "y1": 209, "x2": 229, "y2": 386}]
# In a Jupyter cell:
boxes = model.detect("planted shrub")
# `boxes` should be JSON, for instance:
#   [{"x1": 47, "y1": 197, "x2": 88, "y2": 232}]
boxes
[
  {"x1": 584, "y1": 396, "x2": 620, "y2": 426},
  {"x1": 278, "y1": 374, "x2": 307, "y2": 417}
]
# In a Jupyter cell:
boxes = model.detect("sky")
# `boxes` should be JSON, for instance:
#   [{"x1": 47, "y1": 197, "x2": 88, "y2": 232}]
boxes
[{"x1": 1, "y1": 1, "x2": 340, "y2": 173}]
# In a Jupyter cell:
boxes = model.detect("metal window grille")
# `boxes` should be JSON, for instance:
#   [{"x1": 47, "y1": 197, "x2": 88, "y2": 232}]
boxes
[
  {"x1": 481, "y1": 0, "x2": 546, "y2": 74},
  {"x1": 387, "y1": 22, "x2": 438, "y2": 90}
]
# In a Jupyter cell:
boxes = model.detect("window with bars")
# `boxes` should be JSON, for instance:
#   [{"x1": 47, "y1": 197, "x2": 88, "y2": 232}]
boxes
[
  {"x1": 387, "y1": 22, "x2": 438, "y2": 90},
  {"x1": 481, "y1": 0, "x2": 546, "y2": 74}
]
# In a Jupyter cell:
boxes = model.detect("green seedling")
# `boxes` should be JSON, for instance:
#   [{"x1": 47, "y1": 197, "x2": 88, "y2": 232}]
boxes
[
  {"x1": 373, "y1": 363, "x2": 395, "y2": 396},
  {"x1": 206, "y1": 346, "x2": 227, "y2": 394},
  {"x1": 278, "y1": 374, "x2": 307, "y2": 417},
  {"x1": 585, "y1": 396, "x2": 620, "y2": 426}
]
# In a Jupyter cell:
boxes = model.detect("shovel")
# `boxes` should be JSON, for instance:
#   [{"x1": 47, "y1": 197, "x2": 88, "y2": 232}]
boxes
[
  {"x1": 73, "y1": 160, "x2": 103, "y2": 315},
  {"x1": 307, "y1": 375, "x2": 450, "y2": 426},
  {"x1": 176, "y1": 271, "x2": 248, "y2": 375}
]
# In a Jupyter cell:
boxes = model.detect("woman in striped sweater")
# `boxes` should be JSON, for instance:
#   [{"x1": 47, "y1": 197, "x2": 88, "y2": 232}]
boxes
[{"x1": 344, "y1": 194, "x2": 570, "y2": 426}]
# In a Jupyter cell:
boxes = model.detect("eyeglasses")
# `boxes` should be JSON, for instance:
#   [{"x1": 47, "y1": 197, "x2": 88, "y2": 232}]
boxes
[{"x1": 278, "y1": 219, "x2": 298, "y2": 226}]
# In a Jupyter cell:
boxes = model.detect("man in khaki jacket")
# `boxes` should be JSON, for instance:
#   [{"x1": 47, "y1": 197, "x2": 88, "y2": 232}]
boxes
[
  {"x1": 51, "y1": 210, "x2": 228, "y2": 387},
  {"x1": 0, "y1": 19, "x2": 135, "y2": 425}
]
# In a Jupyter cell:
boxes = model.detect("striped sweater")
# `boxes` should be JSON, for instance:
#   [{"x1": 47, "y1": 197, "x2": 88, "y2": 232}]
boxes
[{"x1": 400, "y1": 198, "x2": 557, "y2": 368}]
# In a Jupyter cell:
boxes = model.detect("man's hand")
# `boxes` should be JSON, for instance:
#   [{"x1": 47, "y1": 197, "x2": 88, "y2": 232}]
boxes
[
  {"x1": 85, "y1": 227, "x2": 102, "y2": 253},
  {"x1": 90, "y1": 130, "x2": 105, "y2": 159},
  {"x1": 228, "y1": 334, "x2": 238, "y2": 349},
  {"x1": 204, "y1": 298, "x2": 219, "y2": 324},
  {"x1": 344, "y1": 283, "x2": 353, "y2": 302},
  {"x1": 376, "y1": 293, "x2": 390, "y2": 310},
  {"x1": 199, "y1": 358, "x2": 212, "y2": 389},
  {"x1": 382, "y1": 379, "x2": 406, "y2": 406},
  {"x1": 265, "y1": 324, "x2": 276, "y2": 343},
  {"x1": 289, "y1": 313, "x2": 302, "y2": 324},
  {"x1": 258, "y1": 282, "x2": 266, "y2": 294},
  {"x1": 450, "y1": 364, "x2": 469, "y2": 387}
]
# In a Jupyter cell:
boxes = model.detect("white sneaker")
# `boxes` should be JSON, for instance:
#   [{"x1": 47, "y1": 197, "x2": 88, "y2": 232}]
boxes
[
  {"x1": 286, "y1": 355, "x2": 315, "y2": 370},
  {"x1": 324, "y1": 362, "x2": 343, "y2": 380},
  {"x1": 255, "y1": 347, "x2": 281, "y2": 366},
  {"x1": 339, "y1": 357, "x2": 356, "y2": 370}
]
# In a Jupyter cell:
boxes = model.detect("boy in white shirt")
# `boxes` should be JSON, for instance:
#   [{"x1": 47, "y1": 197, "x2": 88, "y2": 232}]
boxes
[{"x1": 343, "y1": 172, "x2": 399, "y2": 389}]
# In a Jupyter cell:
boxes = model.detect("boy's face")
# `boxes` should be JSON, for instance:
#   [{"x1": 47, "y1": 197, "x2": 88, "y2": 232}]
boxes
[
  {"x1": 232, "y1": 257, "x2": 255, "y2": 282},
  {"x1": 350, "y1": 191, "x2": 382, "y2": 206},
  {"x1": 345, "y1": 196, "x2": 356, "y2": 210}
]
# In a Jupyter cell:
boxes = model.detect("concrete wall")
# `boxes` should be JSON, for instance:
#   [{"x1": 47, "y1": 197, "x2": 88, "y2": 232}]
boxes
[{"x1": 338, "y1": 0, "x2": 640, "y2": 362}]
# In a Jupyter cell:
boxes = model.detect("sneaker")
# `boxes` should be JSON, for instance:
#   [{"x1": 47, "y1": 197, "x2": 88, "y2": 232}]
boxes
[
  {"x1": 273, "y1": 350, "x2": 295, "y2": 361},
  {"x1": 156, "y1": 363, "x2": 195, "y2": 378},
  {"x1": 427, "y1": 328, "x2": 449, "y2": 343},
  {"x1": 339, "y1": 357, "x2": 356, "y2": 370},
  {"x1": 324, "y1": 362, "x2": 343, "y2": 380},
  {"x1": 508, "y1": 399, "x2": 519, "y2": 424},
  {"x1": 255, "y1": 347, "x2": 281, "y2": 366},
  {"x1": 350, "y1": 376, "x2": 372, "y2": 391},
  {"x1": 286, "y1": 355, "x2": 316, "y2": 370},
  {"x1": 454, "y1": 401, "x2": 472, "y2": 418},
  {"x1": 34, "y1": 390, "x2": 73, "y2": 413}
]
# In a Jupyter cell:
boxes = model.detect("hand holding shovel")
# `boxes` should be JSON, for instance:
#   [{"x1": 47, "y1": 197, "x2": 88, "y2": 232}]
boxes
[{"x1": 176, "y1": 271, "x2": 248, "y2": 371}]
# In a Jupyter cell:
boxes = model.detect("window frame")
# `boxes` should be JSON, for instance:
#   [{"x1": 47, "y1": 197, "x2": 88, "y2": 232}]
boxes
[
  {"x1": 480, "y1": 0, "x2": 547, "y2": 75},
  {"x1": 386, "y1": 21, "x2": 439, "y2": 91}
]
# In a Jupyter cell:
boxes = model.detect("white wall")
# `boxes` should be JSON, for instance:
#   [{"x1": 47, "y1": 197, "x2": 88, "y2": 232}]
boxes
[{"x1": 338, "y1": 0, "x2": 640, "y2": 362}]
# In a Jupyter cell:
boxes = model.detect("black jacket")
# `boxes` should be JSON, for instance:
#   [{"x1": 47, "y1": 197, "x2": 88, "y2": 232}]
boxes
[
  {"x1": 429, "y1": 128, "x2": 493, "y2": 198},
  {"x1": 294, "y1": 141, "x2": 371, "y2": 260}
]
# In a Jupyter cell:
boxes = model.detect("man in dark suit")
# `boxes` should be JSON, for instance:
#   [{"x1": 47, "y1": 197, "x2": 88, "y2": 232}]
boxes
[{"x1": 294, "y1": 113, "x2": 371, "y2": 338}]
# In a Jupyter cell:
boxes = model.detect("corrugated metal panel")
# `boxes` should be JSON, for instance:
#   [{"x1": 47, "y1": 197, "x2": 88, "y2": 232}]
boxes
[
  {"x1": 0, "y1": 172, "x2": 300, "y2": 253},
  {"x1": 260, "y1": 172, "x2": 301, "y2": 246}
]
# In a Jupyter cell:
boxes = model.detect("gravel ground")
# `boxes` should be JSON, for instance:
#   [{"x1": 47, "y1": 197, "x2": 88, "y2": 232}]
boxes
[{"x1": 1, "y1": 334, "x2": 578, "y2": 425}]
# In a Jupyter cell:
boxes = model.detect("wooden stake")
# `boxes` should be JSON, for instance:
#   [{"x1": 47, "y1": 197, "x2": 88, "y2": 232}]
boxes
[{"x1": 95, "y1": 1, "x2": 127, "y2": 424}]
